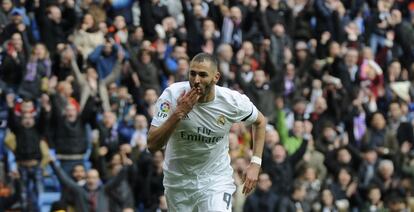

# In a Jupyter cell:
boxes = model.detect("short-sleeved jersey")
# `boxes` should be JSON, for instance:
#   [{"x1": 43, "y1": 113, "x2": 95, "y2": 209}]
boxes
[{"x1": 151, "y1": 82, "x2": 258, "y2": 190}]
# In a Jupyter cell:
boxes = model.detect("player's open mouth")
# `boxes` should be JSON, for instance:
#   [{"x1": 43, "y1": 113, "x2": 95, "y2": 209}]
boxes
[
  {"x1": 196, "y1": 87, "x2": 202, "y2": 93},
  {"x1": 193, "y1": 84, "x2": 202, "y2": 94}
]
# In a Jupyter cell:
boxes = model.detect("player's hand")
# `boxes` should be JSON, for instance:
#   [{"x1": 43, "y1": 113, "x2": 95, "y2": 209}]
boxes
[
  {"x1": 175, "y1": 88, "x2": 200, "y2": 118},
  {"x1": 242, "y1": 163, "x2": 260, "y2": 195}
]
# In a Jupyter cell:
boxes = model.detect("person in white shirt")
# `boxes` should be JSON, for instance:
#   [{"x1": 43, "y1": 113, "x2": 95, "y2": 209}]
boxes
[
  {"x1": 130, "y1": 114, "x2": 149, "y2": 152},
  {"x1": 148, "y1": 52, "x2": 266, "y2": 211}
]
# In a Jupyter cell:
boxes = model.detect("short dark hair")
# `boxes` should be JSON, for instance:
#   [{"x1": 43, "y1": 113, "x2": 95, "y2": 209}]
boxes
[
  {"x1": 292, "y1": 180, "x2": 306, "y2": 192},
  {"x1": 191, "y1": 53, "x2": 218, "y2": 72},
  {"x1": 71, "y1": 163, "x2": 85, "y2": 174}
]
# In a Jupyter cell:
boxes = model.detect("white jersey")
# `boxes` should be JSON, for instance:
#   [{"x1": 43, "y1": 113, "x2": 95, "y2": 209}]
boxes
[{"x1": 151, "y1": 82, "x2": 258, "y2": 190}]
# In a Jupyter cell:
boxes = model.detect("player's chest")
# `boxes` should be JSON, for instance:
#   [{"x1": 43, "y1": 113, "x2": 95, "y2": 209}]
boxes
[{"x1": 177, "y1": 106, "x2": 232, "y2": 138}]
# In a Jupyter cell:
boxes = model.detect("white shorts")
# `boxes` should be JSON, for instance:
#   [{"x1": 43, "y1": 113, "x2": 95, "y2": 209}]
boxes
[{"x1": 165, "y1": 186, "x2": 234, "y2": 212}]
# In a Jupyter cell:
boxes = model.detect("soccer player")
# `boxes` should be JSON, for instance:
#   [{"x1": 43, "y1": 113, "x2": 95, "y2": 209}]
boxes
[{"x1": 147, "y1": 52, "x2": 266, "y2": 211}]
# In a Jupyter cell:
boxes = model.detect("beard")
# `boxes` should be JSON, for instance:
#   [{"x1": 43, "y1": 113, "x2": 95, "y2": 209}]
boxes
[{"x1": 190, "y1": 79, "x2": 215, "y2": 97}]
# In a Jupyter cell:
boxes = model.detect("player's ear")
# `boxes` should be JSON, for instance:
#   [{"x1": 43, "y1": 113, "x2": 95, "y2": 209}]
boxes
[{"x1": 213, "y1": 71, "x2": 220, "y2": 83}]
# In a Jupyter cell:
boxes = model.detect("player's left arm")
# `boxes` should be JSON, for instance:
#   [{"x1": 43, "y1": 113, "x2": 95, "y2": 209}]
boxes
[{"x1": 242, "y1": 111, "x2": 266, "y2": 194}]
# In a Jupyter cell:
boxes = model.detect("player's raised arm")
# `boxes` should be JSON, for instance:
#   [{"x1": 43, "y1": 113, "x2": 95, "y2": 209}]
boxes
[
  {"x1": 242, "y1": 111, "x2": 266, "y2": 194},
  {"x1": 147, "y1": 88, "x2": 200, "y2": 153}
]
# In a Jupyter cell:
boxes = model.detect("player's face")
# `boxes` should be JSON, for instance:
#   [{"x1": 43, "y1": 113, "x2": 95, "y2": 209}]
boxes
[{"x1": 189, "y1": 61, "x2": 219, "y2": 97}]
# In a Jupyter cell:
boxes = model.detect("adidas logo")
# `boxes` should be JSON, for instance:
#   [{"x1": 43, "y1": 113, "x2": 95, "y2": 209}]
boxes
[{"x1": 182, "y1": 114, "x2": 190, "y2": 120}]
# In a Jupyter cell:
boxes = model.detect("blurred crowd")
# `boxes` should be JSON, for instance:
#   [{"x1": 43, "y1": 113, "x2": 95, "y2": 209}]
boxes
[{"x1": 0, "y1": 0, "x2": 414, "y2": 211}]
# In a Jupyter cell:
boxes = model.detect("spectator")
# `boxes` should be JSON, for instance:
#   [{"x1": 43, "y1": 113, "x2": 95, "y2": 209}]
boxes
[
  {"x1": 221, "y1": 6, "x2": 244, "y2": 51},
  {"x1": 164, "y1": 45, "x2": 188, "y2": 77},
  {"x1": 259, "y1": 0, "x2": 292, "y2": 36},
  {"x1": 341, "y1": 48, "x2": 361, "y2": 92},
  {"x1": 129, "y1": 49, "x2": 162, "y2": 94},
  {"x1": 268, "y1": 23, "x2": 293, "y2": 72},
  {"x1": 72, "y1": 13, "x2": 105, "y2": 63},
  {"x1": 370, "y1": 159, "x2": 400, "y2": 199},
  {"x1": 0, "y1": 8, "x2": 34, "y2": 45},
  {"x1": 181, "y1": 0, "x2": 220, "y2": 57},
  {"x1": 174, "y1": 57, "x2": 190, "y2": 82},
  {"x1": 139, "y1": 0, "x2": 170, "y2": 41},
  {"x1": 110, "y1": 86, "x2": 134, "y2": 120},
  {"x1": 395, "y1": 141, "x2": 414, "y2": 179},
  {"x1": 141, "y1": 150, "x2": 164, "y2": 211},
  {"x1": 0, "y1": 175, "x2": 21, "y2": 211},
  {"x1": 324, "y1": 143, "x2": 362, "y2": 175},
  {"x1": 290, "y1": 0, "x2": 313, "y2": 41},
  {"x1": 0, "y1": 91, "x2": 9, "y2": 162},
  {"x1": 274, "y1": 97, "x2": 305, "y2": 155},
  {"x1": 360, "y1": 184, "x2": 387, "y2": 211},
  {"x1": 98, "y1": 153, "x2": 135, "y2": 212},
  {"x1": 88, "y1": 36, "x2": 127, "y2": 80},
  {"x1": 312, "y1": 188, "x2": 339, "y2": 212},
  {"x1": 344, "y1": 87, "x2": 367, "y2": 147},
  {"x1": 262, "y1": 138, "x2": 308, "y2": 196},
  {"x1": 297, "y1": 137, "x2": 328, "y2": 181},
  {"x1": 130, "y1": 114, "x2": 149, "y2": 153},
  {"x1": 389, "y1": 9, "x2": 414, "y2": 68},
  {"x1": 34, "y1": 0, "x2": 77, "y2": 54},
  {"x1": 315, "y1": 123, "x2": 344, "y2": 154},
  {"x1": 97, "y1": 111, "x2": 122, "y2": 161},
  {"x1": 105, "y1": 0, "x2": 135, "y2": 26},
  {"x1": 328, "y1": 167, "x2": 362, "y2": 210},
  {"x1": 293, "y1": 41, "x2": 315, "y2": 85},
  {"x1": 243, "y1": 172, "x2": 278, "y2": 212},
  {"x1": 296, "y1": 165, "x2": 322, "y2": 207},
  {"x1": 0, "y1": 33, "x2": 28, "y2": 92},
  {"x1": 52, "y1": 44, "x2": 80, "y2": 83},
  {"x1": 358, "y1": 147, "x2": 380, "y2": 193},
  {"x1": 385, "y1": 193, "x2": 409, "y2": 212},
  {"x1": 59, "y1": 164, "x2": 86, "y2": 211},
  {"x1": 137, "y1": 88, "x2": 159, "y2": 121},
  {"x1": 7, "y1": 94, "x2": 49, "y2": 212},
  {"x1": 0, "y1": 0, "x2": 14, "y2": 29},
  {"x1": 71, "y1": 46, "x2": 123, "y2": 112},
  {"x1": 125, "y1": 26, "x2": 145, "y2": 59},
  {"x1": 309, "y1": 96, "x2": 336, "y2": 140},
  {"x1": 108, "y1": 15, "x2": 129, "y2": 45},
  {"x1": 367, "y1": 0, "x2": 393, "y2": 56},
  {"x1": 50, "y1": 155, "x2": 130, "y2": 212},
  {"x1": 387, "y1": 101, "x2": 414, "y2": 146},
  {"x1": 18, "y1": 43, "x2": 51, "y2": 100},
  {"x1": 361, "y1": 112, "x2": 399, "y2": 158},
  {"x1": 313, "y1": 0, "x2": 344, "y2": 42},
  {"x1": 277, "y1": 181, "x2": 311, "y2": 212},
  {"x1": 236, "y1": 69, "x2": 276, "y2": 117},
  {"x1": 262, "y1": 126, "x2": 279, "y2": 163},
  {"x1": 49, "y1": 90, "x2": 96, "y2": 174},
  {"x1": 216, "y1": 43, "x2": 234, "y2": 87}
]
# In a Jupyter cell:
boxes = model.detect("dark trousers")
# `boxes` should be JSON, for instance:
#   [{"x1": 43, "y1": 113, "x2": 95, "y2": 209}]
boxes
[{"x1": 18, "y1": 164, "x2": 42, "y2": 212}]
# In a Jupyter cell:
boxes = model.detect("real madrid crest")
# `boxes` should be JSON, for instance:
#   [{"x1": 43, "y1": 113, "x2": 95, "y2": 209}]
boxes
[{"x1": 217, "y1": 115, "x2": 226, "y2": 126}]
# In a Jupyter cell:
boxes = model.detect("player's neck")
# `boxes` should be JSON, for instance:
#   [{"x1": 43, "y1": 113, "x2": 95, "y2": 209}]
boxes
[{"x1": 198, "y1": 87, "x2": 215, "y2": 103}]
